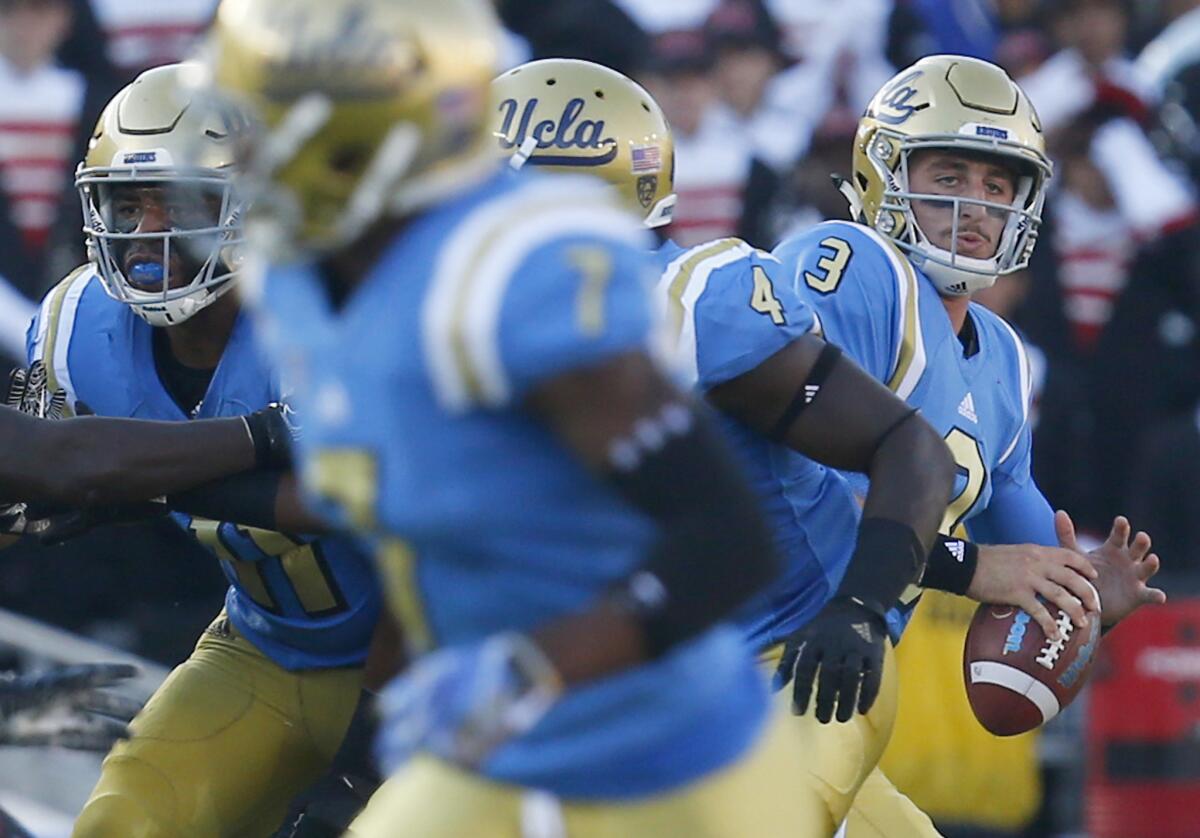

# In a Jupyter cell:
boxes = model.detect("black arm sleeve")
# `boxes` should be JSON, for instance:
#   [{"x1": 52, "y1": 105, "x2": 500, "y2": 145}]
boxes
[
  {"x1": 602, "y1": 402, "x2": 781, "y2": 657},
  {"x1": 166, "y1": 470, "x2": 284, "y2": 531}
]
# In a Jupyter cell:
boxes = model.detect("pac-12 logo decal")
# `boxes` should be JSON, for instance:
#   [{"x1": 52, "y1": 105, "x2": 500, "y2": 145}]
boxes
[
  {"x1": 495, "y1": 97, "x2": 618, "y2": 166},
  {"x1": 873, "y1": 70, "x2": 929, "y2": 125},
  {"x1": 636, "y1": 175, "x2": 658, "y2": 207}
]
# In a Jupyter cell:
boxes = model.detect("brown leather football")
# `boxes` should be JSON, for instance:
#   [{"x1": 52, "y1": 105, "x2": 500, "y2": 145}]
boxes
[{"x1": 963, "y1": 590, "x2": 1101, "y2": 736}]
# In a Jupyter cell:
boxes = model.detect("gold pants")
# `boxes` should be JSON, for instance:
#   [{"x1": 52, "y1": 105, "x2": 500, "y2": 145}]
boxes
[
  {"x1": 347, "y1": 706, "x2": 828, "y2": 838},
  {"x1": 74, "y1": 613, "x2": 363, "y2": 838}
]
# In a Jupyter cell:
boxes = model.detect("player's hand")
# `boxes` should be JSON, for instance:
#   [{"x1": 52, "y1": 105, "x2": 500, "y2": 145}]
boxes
[
  {"x1": 243, "y1": 401, "x2": 301, "y2": 469},
  {"x1": 967, "y1": 540, "x2": 1101, "y2": 640},
  {"x1": 774, "y1": 597, "x2": 889, "y2": 723},
  {"x1": 374, "y1": 633, "x2": 562, "y2": 770},
  {"x1": 1056, "y1": 511, "x2": 1165, "y2": 627},
  {"x1": 0, "y1": 663, "x2": 142, "y2": 752},
  {"x1": 0, "y1": 362, "x2": 70, "y2": 530},
  {"x1": 5, "y1": 361, "x2": 67, "y2": 420}
]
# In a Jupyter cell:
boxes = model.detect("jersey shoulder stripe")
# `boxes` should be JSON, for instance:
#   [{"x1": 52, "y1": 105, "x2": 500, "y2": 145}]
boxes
[
  {"x1": 421, "y1": 178, "x2": 647, "y2": 412},
  {"x1": 655, "y1": 237, "x2": 758, "y2": 383},
  {"x1": 799, "y1": 221, "x2": 926, "y2": 399},
  {"x1": 29, "y1": 264, "x2": 97, "y2": 409}
]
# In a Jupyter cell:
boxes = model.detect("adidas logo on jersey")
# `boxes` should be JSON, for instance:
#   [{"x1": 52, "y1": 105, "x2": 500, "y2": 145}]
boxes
[
  {"x1": 957, "y1": 392, "x2": 978, "y2": 423},
  {"x1": 804, "y1": 384, "x2": 820, "y2": 404}
]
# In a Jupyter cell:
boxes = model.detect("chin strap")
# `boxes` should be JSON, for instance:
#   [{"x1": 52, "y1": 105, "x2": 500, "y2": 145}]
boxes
[{"x1": 831, "y1": 174, "x2": 865, "y2": 223}]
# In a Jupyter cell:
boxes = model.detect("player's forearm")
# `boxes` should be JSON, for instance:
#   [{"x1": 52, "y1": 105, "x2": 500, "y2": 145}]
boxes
[
  {"x1": 20, "y1": 414, "x2": 256, "y2": 505},
  {"x1": 166, "y1": 469, "x2": 329, "y2": 534},
  {"x1": 861, "y1": 414, "x2": 955, "y2": 556}
]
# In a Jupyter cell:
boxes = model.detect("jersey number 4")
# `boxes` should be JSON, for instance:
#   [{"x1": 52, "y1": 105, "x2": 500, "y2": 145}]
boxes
[{"x1": 750, "y1": 266, "x2": 786, "y2": 325}]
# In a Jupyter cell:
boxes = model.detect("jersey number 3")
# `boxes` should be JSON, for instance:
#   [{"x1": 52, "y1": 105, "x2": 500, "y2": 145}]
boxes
[{"x1": 803, "y1": 237, "x2": 853, "y2": 294}]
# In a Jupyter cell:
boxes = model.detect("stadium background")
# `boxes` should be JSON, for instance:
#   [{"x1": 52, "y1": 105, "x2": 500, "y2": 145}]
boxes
[{"x1": 1, "y1": 0, "x2": 1198, "y2": 835}]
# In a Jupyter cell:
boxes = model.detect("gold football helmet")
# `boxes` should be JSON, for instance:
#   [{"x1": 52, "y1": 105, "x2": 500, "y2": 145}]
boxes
[
  {"x1": 847, "y1": 55, "x2": 1052, "y2": 296},
  {"x1": 199, "y1": 0, "x2": 502, "y2": 257},
  {"x1": 491, "y1": 59, "x2": 676, "y2": 228},
  {"x1": 76, "y1": 62, "x2": 246, "y2": 326}
]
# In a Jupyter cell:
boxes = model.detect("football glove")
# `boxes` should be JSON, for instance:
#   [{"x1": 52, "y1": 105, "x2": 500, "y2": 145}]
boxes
[
  {"x1": 0, "y1": 362, "x2": 71, "y2": 533},
  {"x1": 5, "y1": 361, "x2": 67, "y2": 421},
  {"x1": 0, "y1": 663, "x2": 142, "y2": 752},
  {"x1": 244, "y1": 401, "x2": 301, "y2": 469},
  {"x1": 374, "y1": 633, "x2": 562, "y2": 771},
  {"x1": 774, "y1": 596, "x2": 889, "y2": 724}
]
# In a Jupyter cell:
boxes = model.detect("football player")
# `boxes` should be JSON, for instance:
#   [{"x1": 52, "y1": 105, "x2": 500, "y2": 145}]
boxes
[
  {"x1": 492, "y1": 57, "x2": 1165, "y2": 836},
  {"x1": 771, "y1": 55, "x2": 1165, "y2": 834},
  {"x1": 194, "y1": 0, "x2": 927, "y2": 834},
  {"x1": 27, "y1": 63, "x2": 381, "y2": 837},
  {"x1": 491, "y1": 57, "x2": 958, "y2": 836}
]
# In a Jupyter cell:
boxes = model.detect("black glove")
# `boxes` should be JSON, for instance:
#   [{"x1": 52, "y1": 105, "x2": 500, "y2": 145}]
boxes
[
  {"x1": 244, "y1": 401, "x2": 301, "y2": 469},
  {"x1": 0, "y1": 663, "x2": 142, "y2": 752},
  {"x1": 774, "y1": 597, "x2": 890, "y2": 724}
]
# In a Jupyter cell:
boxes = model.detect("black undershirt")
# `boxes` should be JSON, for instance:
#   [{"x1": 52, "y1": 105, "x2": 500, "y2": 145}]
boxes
[
  {"x1": 152, "y1": 328, "x2": 216, "y2": 417},
  {"x1": 958, "y1": 310, "x2": 981, "y2": 358}
]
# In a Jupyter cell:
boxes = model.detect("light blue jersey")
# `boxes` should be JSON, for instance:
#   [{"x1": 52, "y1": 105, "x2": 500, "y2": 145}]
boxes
[
  {"x1": 247, "y1": 172, "x2": 769, "y2": 800},
  {"x1": 652, "y1": 238, "x2": 862, "y2": 650},
  {"x1": 774, "y1": 220, "x2": 1056, "y2": 639},
  {"x1": 27, "y1": 268, "x2": 380, "y2": 670}
]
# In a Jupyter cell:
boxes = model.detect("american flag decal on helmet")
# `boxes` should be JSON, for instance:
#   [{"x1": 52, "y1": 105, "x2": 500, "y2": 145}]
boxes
[{"x1": 631, "y1": 144, "x2": 661, "y2": 173}]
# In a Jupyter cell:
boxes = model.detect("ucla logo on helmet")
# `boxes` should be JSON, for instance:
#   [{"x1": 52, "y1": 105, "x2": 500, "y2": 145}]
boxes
[
  {"x1": 495, "y1": 97, "x2": 617, "y2": 166},
  {"x1": 872, "y1": 70, "x2": 929, "y2": 126}
]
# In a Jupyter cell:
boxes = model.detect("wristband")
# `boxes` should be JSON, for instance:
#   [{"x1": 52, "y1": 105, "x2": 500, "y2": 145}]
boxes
[{"x1": 918, "y1": 534, "x2": 979, "y2": 595}]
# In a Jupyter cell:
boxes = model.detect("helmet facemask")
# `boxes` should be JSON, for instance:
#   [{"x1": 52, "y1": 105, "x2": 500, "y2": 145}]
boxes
[
  {"x1": 863, "y1": 129, "x2": 1049, "y2": 297},
  {"x1": 77, "y1": 164, "x2": 245, "y2": 326}
]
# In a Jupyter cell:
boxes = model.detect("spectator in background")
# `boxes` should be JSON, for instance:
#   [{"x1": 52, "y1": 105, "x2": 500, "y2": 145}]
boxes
[
  {"x1": 498, "y1": 0, "x2": 644, "y2": 77},
  {"x1": 1128, "y1": 405, "x2": 1200, "y2": 592},
  {"x1": 1020, "y1": 0, "x2": 1157, "y2": 132},
  {"x1": 0, "y1": 0, "x2": 86, "y2": 300},
  {"x1": 1012, "y1": 0, "x2": 1200, "y2": 532},
  {"x1": 703, "y1": 0, "x2": 786, "y2": 246},
  {"x1": 609, "y1": 0, "x2": 717, "y2": 35},
  {"x1": 85, "y1": 0, "x2": 217, "y2": 82},
  {"x1": 640, "y1": 30, "x2": 756, "y2": 246}
]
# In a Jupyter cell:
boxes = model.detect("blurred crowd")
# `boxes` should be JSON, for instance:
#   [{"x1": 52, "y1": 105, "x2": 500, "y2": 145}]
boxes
[{"x1": 0, "y1": 0, "x2": 1198, "y2": 835}]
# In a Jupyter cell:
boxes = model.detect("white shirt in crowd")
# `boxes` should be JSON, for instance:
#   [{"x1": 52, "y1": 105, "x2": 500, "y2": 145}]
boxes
[
  {"x1": 667, "y1": 104, "x2": 754, "y2": 246},
  {"x1": 0, "y1": 54, "x2": 84, "y2": 254},
  {"x1": 89, "y1": 0, "x2": 218, "y2": 75}
]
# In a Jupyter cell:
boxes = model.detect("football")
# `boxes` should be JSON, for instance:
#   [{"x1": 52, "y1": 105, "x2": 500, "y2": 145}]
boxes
[{"x1": 963, "y1": 590, "x2": 1102, "y2": 736}]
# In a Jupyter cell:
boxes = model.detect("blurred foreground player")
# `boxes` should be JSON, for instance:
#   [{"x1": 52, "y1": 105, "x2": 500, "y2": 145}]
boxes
[
  {"x1": 772, "y1": 55, "x2": 1165, "y2": 835},
  {"x1": 27, "y1": 63, "x2": 381, "y2": 837},
  {"x1": 200, "y1": 0, "x2": 847, "y2": 834},
  {"x1": 492, "y1": 58, "x2": 956, "y2": 836}
]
